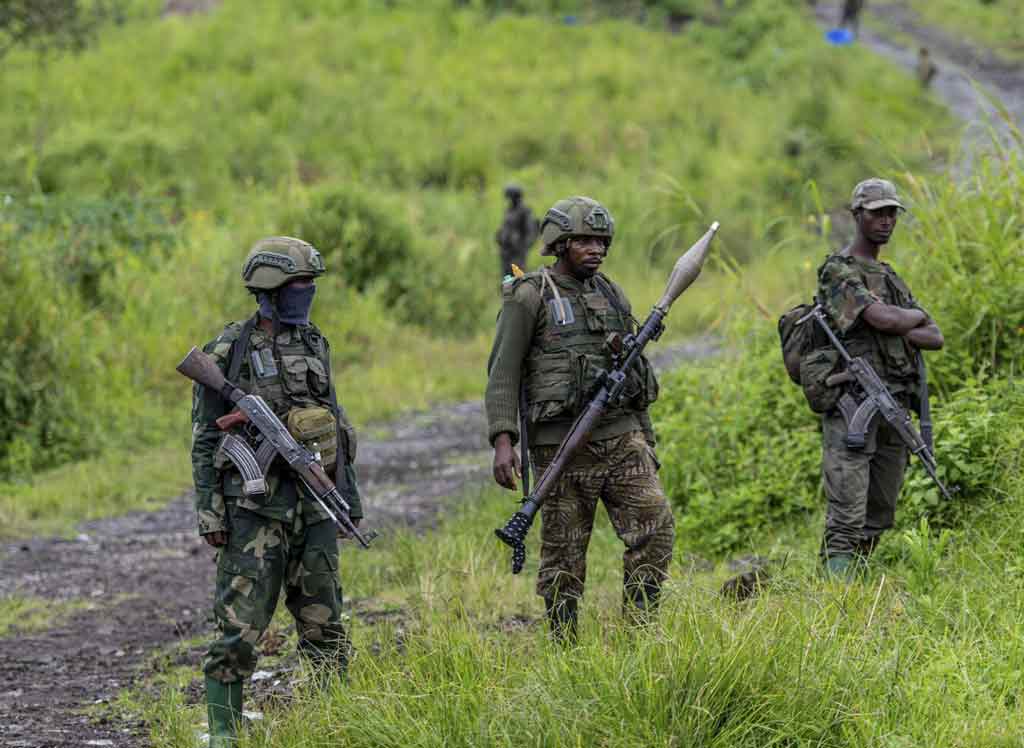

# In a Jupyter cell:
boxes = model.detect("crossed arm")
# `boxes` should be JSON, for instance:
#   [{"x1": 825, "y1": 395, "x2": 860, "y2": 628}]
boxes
[{"x1": 862, "y1": 303, "x2": 944, "y2": 350}]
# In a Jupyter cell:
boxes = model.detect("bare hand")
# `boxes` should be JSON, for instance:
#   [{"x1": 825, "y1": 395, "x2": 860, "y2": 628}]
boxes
[
  {"x1": 203, "y1": 531, "x2": 228, "y2": 548},
  {"x1": 492, "y1": 433, "x2": 522, "y2": 491}
]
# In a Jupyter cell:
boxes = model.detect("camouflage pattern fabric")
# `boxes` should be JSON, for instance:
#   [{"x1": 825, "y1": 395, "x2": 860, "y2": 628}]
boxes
[
  {"x1": 532, "y1": 430, "x2": 674, "y2": 611},
  {"x1": 821, "y1": 410, "x2": 907, "y2": 559},
  {"x1": 204, "y1": 498, "x2": 350, "y2": 684},
  {"x1": 817, "y1": 253, "x2": 924, "y2": 393}
]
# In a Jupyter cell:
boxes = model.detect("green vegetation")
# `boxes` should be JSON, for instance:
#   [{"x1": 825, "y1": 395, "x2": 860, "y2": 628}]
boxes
[
  {"x1": 0, "y1": 0, "x2": 950, "y2": 537},
  {"x1": 656, "y1": 135, "x2": 1024, "y2": 555},
  {"x1": 0, "y1": 595, "x2": 91, "y2": 636},
  {"x1": 908, "y1": 0, "x2": 1024, "y2": 61}
]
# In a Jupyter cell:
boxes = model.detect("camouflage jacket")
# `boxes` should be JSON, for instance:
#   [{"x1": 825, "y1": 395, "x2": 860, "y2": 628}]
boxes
[
  {"x1": 485, "y1": 269, "x2": 657, "y2": 448},
  {"x1": 190, "y1": 317, "x2": 362, "y2": 535},
  {"x1": 817, "y1": 252, "x2": 926, "y2": 393}
]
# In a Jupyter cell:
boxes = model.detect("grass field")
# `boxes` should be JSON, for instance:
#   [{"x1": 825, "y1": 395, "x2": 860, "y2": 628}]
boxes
[
  {"x1": 908, "y1": 0, "x2": 1024, "y2": 61},
  {"x1": 0, "y1": 0, "x2": 952, "y2": 536}
]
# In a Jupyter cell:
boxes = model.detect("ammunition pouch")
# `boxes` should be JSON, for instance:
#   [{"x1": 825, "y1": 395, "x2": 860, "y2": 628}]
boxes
[{"x1": 286, "y1": 406, "x2": 338, "y2": 471}]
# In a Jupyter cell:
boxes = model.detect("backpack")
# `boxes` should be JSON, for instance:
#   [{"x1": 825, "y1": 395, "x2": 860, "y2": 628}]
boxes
[
  {"x1": 778, "y1": 301, "x2": 843, "y2": 413},
  {"x1": 777, "y1": 303, "x2": 816, "y2": 384}
]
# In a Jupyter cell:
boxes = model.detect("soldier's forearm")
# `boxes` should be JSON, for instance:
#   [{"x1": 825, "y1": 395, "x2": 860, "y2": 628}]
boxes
[
  {"x1": 905, "y1": 322, "x2": 944, "y2": 350},
  {"x1": 862, "y1": 303, "x2": 927, "y2": 335}
]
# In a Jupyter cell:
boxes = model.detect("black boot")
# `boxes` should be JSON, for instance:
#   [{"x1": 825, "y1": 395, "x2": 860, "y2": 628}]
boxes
[{"x1": 544, "y1": 595, "x2": 579, "y2": 644}]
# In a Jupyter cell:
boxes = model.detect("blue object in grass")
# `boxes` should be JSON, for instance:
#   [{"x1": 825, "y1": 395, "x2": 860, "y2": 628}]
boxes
[
  {"x1": 563, "y1": 15, "x2": 578, "y2": 25},
  {"x1": 825, "y1": 27, "x2": 856, "y2": 45}
]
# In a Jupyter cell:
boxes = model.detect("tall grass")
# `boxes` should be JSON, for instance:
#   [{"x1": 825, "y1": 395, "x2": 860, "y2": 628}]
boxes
[
  {"x1": 134, "y1": 483, "x2": 1024, "y2": 747},
  {"x1": 0, "y1": 0, "x2": 949, "y2": 498}
]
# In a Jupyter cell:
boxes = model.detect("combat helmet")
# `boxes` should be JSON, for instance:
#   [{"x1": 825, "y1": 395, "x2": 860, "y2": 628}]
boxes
[
  {"x1": 241, "y1": 236, "x2": 326, "y2": 292},
  {"x1": 539, "y1": 196, "x2": 614, "y2": 256}
]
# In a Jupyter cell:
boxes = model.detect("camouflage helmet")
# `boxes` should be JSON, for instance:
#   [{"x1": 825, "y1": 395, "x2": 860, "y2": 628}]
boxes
[
  {"x1": 241, "y1": 236, "x2": 326, "y2": 291},
  {"x1": 539, "y1": 196, "x2": 614, "y2": 256}
]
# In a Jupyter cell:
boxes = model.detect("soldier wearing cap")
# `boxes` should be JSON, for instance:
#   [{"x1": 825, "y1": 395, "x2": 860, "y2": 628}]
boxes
[
  {"x1": 816, "y1": 179, "x2": 943, "y2": 578},
  {"x1": 495, "y1": 183, "x2": 540, "y2": 280},
  {"x1": 190, "y1": 237, "x2": 362, "y2": 746},
  {"x1": 485, "y1": 196, "x2": 674, "y2": 640}
]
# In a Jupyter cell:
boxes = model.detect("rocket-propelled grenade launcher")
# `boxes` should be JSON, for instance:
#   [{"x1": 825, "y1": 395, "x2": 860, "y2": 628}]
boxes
[
  {"x1": 176, "y1": 347, "x2": 376, "y2": 548},
  {"x1": 494, "y1": 221, "x2": 721, "y2": 574}
]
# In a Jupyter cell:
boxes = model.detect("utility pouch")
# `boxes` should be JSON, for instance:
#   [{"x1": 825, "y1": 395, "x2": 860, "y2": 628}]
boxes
[
  {"x1": 286, "y1": 406, "x2": 338, "y2": 471},
  {"x1": 799, "y1": 348, "x2": 843, "y2": 413}
]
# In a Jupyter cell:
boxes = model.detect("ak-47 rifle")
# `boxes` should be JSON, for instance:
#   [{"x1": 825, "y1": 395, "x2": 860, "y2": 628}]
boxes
[
  {"x1": 494, "y1": 222, "x2": 721, "y2": 574},
  {"x1": 177, "y1": 347, "x2": 377, "y2": 548},
  {"x1": 801, "y1": 304, "x2": 955, "y2": 501}
]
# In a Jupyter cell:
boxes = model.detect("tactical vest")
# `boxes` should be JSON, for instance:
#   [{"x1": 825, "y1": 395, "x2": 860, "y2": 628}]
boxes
[
  {"x1": 518, "y1": 271, "x2": 658, "y2": 426},
  {"x1": 831, "y1": 256, "x2": 920, "y2": 390},
  {"x1": 216, "y1": 318, "x2": 357, "y2": 498}
]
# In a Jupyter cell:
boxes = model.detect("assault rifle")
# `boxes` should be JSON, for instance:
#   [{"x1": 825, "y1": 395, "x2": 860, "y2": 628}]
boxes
[
  {"x1": 494, "y1": 222, "x2": 721, "y2": 574},
  {"x1": 177, "y1": 347, "x2": 377, "y2": 548},
  {"x1": 801, "y1": 305, "x2": 955, "y2": 501}
]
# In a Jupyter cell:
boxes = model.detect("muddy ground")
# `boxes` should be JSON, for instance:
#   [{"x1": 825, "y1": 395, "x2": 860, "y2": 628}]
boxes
[
  {"x1": 0, "y1": 339, "x2": 717, "y2": 748},
  {"x1": 2, "y1": 5, "x2": 1022, "y2": 746}
]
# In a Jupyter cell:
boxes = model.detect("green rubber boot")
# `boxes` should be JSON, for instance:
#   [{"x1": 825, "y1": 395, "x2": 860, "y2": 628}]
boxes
[
  {"x1": 205, "y1": 675, "x2": 243, "y2": 748},
  {"x1": 823, "y1": 553, "x2": 856, "y2": 581}
]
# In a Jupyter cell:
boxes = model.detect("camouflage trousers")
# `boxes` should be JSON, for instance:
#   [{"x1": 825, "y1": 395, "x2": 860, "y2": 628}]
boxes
[
  {"x1": 204, "y1": 503, "x2": 349, "y2": 684},
  {"x1": 821, "y1": 411, "x2": 908, "y2": 560},
  {"x1": 532, "y1": 430, "x2": 675, "y2": 610}
]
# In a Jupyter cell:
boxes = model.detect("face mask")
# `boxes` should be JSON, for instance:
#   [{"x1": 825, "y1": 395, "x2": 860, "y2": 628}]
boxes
[{"x1": 258, "y1": 284, "x2": 316, "y2": 327}]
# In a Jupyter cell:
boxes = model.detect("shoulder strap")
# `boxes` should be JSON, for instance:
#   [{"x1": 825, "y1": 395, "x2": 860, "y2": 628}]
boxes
[
  {"x1": 593, "y1": 274, "x2": 634, "y2": 327},
  {"x1": 227, "y1": 314, "x2": 259, "y2": 385}
]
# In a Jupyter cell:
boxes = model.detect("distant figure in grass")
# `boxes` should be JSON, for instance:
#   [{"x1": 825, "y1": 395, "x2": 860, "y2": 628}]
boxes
[
  {"x1": 495, "y1": 183, "x2": 540, "y2": 281},
  {"x1": 838, "y1": 0, "x2": 864, "y2": 33},
  {"x1": 917, "y1": 46, "x2": 938, "y2": 88},
  {"x1": 816, "y1": 179, "x2": 943, "y2": 579},
  {"x1": 190, "y1": 238, "x2": 363, "y2": 747},
  {"x1": 486, "y1": 197, "x2": 673, "y2": 641}
]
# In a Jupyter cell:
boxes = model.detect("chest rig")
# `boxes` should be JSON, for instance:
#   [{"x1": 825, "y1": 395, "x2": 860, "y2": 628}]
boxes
[
  {"x1": 522, "y1": 270, "x2": 658, "y2": 425},
  {"x1": 839, "y1": 257, "x2": 920, "y2": 389},
  {"x1": 215, "y1": 316, "x2": 356, "y2": 501}
]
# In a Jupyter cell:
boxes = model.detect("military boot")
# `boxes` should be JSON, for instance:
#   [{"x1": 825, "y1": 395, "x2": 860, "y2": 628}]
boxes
[
  {"x1": 624, "y1": 581, "x2": 661, "y2": 626},
  {"x1": 823, "y1": 553, "x2": 856, "y2": 581},
  {"x1": 544, "y1": 596, "x2": 579, "y2": 644},
  {"x1": 205, "y1": 675, "x2": 243, "y2": 748}
]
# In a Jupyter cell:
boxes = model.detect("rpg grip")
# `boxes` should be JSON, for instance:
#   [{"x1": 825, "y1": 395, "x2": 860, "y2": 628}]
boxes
[{"x1": 495, "y1": 511, "x2": 533, "y2": 574}]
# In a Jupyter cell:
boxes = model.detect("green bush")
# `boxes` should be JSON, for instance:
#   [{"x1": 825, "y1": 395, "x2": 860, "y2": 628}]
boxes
[{"x1": 656, "y1": 143, "x2": 1024, "y2": 556}]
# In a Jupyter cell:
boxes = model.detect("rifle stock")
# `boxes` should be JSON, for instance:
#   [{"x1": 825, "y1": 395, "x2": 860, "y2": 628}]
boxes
[{"x1": 494, "y1": 222, "x2": 720, "y2": 574}]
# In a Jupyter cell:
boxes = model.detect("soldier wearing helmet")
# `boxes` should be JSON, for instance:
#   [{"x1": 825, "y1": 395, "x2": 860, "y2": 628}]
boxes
[
  {"x1": 816, "y1": 179, "x2": 943, "y2": 579},
  {"x1": 495, "y1": 183, "x2": 540, "y2": 280},
  {"x1": 190, "y1": 237, "x2": 362, "y2": 746},
  {"x1": 485, "y1": 196, "x2": 674, "y2": 640}
]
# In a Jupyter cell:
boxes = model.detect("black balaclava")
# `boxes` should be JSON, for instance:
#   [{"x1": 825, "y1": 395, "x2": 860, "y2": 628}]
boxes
[{"x1": 258, "y1": 284, "x2": 316, "y2": 327}]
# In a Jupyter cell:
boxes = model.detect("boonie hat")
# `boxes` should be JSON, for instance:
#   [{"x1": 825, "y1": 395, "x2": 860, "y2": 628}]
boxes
[{"x1": 851, "y1": 178, "x2": 905, "y2": 211}]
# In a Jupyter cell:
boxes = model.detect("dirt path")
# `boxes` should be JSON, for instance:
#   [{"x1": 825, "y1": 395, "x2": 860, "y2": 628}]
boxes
[
  {"x1": 0, "y1": 338, "x2": 717, "y2": 748},
  {"x1": 813, "y1": 2, "x2": 1024, "y2": 156}
]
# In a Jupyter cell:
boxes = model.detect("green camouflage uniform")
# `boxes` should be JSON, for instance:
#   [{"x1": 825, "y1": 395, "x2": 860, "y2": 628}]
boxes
[
  {"x1": 191, "y1": 319, "x2": 361, "y2": 683},
  {"x1": 485, "y1": 269, "x2": 673, "y2": 611},
  {"x1": 817, "y1": 253, "x2": 925, "y2": 560}
]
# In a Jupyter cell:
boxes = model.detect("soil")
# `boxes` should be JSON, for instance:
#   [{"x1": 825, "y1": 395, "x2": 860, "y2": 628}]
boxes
[{"x1": 0, "y1": 338, "x2": 716, "y2": 747}]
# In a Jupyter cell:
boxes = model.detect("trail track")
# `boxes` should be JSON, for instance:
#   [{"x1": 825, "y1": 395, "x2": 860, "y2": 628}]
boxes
[
  {"x1": 2, "y1": 5, "x2": 1022, "y2": 747},
  {"x1": 0, "y1": 339, "x2": 716, "y2": 747}
]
